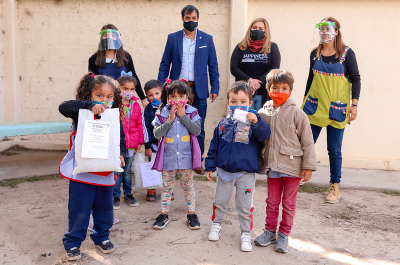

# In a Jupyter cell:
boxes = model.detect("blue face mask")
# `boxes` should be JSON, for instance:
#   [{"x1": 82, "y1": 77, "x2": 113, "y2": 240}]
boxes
[
  {"x1": 229, "y1": 105, "x2": 250, "y2": 117},
  {"x1": 149, "y1": 97, "x2": 161, "y2": 107},
  {"x1": 93, "y1": 100, "x2": 114, "y2": 109}
]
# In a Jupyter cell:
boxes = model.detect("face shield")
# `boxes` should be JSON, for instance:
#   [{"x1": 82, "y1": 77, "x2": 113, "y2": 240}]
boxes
[
  {"x1": 312, "y1": 21, "x2": 337, "y2": 45},
  {"x1": 98, "y1": 29, "x2": 122, "y2": 51}
]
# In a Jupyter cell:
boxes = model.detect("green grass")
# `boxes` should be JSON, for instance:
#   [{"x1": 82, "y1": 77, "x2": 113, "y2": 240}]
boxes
[
  {"x1": 11, "y1": 145, "x2": 31, "y2": 151},
  {"x1": 340, "y1": 215, "x2": 352, "y2": 220},
  {"x1": 193, "y1": 176, "x2": 216, "y2": 183},
  {"x1": 0, "y1": 174, "x2": 60, "y2": 188},
  {"x1": 382, "y1": 190, "x2": 400, "y2": 196},
  {"x1": 0, "y1": 151, "x2": 19, "y2": 156},
  {"x1": 298, "y1": 184, "x2": 329, "y2": 193}
]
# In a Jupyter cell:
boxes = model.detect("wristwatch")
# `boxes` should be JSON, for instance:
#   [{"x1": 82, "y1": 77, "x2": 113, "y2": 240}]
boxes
[{"x1": 352, "y1": 104, "x2": 358, "y2": 107}]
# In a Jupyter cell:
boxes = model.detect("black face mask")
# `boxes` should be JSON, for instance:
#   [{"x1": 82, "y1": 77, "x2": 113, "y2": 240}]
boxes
[
  {"x1": 100, "y1": 39, "x2": 108, "y2": 50},
  {"x1": 183, "y1": 21, "x2": 198, "y2": 32},
  {"x1": 250, "y1": 30, "x2": 265, "y2": 41}
]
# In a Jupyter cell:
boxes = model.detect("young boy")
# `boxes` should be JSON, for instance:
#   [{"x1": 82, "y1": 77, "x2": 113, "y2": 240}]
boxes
[
  {"x1": 255, "y1": 69, "x2": 317, "y2": 253},
  {"x1": 205, "y1": 81, "x2": 271, "y2": 252},
  {"x1": 142, "y1": 79, "x2": 162, "y2": 201}
]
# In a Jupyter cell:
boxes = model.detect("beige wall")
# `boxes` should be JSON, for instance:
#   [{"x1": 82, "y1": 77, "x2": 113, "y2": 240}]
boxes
[
  {"x1": 248, "y1": 0, "x2": 400, "y2": 170},
  {"x1": 1, "y1": 0, "x2": 399, "y2": 170}
]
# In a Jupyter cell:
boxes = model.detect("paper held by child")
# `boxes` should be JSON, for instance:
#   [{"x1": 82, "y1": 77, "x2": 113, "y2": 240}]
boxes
[
  {"x1": 81, "y1": 120, "x2": 111, "y2": 159},
  {"x1": 233, "y1": 108, "x2": 249, "y2": 123},
  {"x1": 140, "y1": 162, "x2": 162, "y2": 188},
  {"x1": 133, "y1": 152, "x2": 162, "y2": 189}
]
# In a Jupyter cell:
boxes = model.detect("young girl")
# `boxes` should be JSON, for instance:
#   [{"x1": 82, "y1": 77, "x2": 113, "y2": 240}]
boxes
[
  {"x1": 88, "y1": 24, "x2": 148, "y2": 108},
  {"x1": 256, "y1": 69, "x2": 317, "y2": 253},
  {"x1": 59, "y1": 73, "x2": 126, "y2": 261},
  {"x1": 151, "y1": 79, "x2": 202, "y2": 230},
  {"x1": 113, "y1": 75, "x2": 144, "y2": 209}
]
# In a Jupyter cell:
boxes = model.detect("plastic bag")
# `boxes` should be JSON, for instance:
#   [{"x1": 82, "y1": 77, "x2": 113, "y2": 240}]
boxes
[
  {"x1": 133, "y1": 152, "x2": 162, "y2": 189},
  {"x1": 235, "y1": 121, "x2": 251, "y2": 144},
  {"x1": 73, "y1": 109, "x2": 123, "y2": 174}
]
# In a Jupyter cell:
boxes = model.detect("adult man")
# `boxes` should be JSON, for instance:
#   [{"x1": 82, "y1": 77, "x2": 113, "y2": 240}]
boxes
[{"x1": 158, "y1": 5, "x2": 220, "y2": 175}]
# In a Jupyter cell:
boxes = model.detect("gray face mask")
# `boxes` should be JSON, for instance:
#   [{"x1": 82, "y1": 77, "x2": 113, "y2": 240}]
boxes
[{"x1": 183, "y1": 21, "x2": 198, "y2": 32}]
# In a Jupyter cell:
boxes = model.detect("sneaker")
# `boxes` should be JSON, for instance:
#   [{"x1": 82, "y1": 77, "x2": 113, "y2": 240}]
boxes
[
  {"x1": 254, "y1": 229, "x2": 277, "y2": 247},
  {"x1": 66, "y1": 247, "x2": 81, "y2": 261},
  {"x1": 124, "y1": 194, "x2": 139, "y2": 207},
  {"x1": 275, "y1": 232, "x2": 289, "y2": 253},
  {"x1": 153, "y1": 214, "x2": 170, "y2": 229},
  {"x1": 146, "y1": 189, "x2": 156, "y2": 202},
  {"x1": 96, "y1": 240, "x2": 115, "y2": 254},
  {"x1": 113, "y1": 197, "x2": 120, "y2": 210},
  {"x1": 88, "y1": 215, "x2": 119, "y2": 232},
  {"x1": 326, "y1": 183, "x2": 340, "y2": 204},
  {"x1": 208, "y1": 223, "x2": 221, "y2": 241},
  {"x1": 187, "y1": 213, "x2": 201, "y2": 230},
  {"x1": 241, "y1": 232, "x2": 252, "y2": 252},
  {"x1": 171, "y1": 192, "x2": 175, "y2": 201}
]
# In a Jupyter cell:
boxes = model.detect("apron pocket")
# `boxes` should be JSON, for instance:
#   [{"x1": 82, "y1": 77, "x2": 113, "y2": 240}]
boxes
[
  {"x1": 329, "y1": 102, "x2": 347, "y2": 122},
  {"x1": 303, "y1": 95, "x2": 319, "y2": 115}
]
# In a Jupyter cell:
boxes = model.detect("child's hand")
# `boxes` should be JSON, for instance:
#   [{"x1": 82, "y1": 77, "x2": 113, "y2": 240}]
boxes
[
  {"x1": 120, "y1": 155, "x2": 125, "y2": 167},
  {"x1": 137, "y1": 144, "x2": 142, "y2": 152},
  {"x1": 206, "y1": 171, "x2": 213, "y2": 181},
  {"x1": 301, "y1": 169, "x2": 312, "y2": 182},
  {"x1": 246, "y1": 113, "x2": 258, "y2": 124},
  {"x1": 145, "y1": 148, "x2": 152, "y2": 158},
  {"x1": 176, "y1": 103, "x2": 186, "y2": 118},
  {"x1": 168, "y1": 105, "x2": 177, "y2": 123},
  {"x1": 92, "y1": 104, "x2": 105, "y2": 115}
]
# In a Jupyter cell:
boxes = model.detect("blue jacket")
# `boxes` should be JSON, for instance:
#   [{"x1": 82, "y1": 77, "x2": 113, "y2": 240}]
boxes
[
  {"x1": 157, "y1": 29, "x2": 220, "y2": 99},
  {"x1": 205, "y1": 115, "x2": 271, "y2": 173},
  {"x1": 142, "y1": 103, "x2": 158, "y2": 151}
]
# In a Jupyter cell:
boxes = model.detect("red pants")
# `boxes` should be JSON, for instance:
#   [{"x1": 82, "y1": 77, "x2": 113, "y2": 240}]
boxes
[{"x1": 265, "y1": 177, "x2": 300, "y2": 235}]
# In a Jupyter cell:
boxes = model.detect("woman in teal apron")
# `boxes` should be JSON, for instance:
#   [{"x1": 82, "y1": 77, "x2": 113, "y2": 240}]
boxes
[{"x1": 302, "y1": 17, "x2": 361, "y2": 204}]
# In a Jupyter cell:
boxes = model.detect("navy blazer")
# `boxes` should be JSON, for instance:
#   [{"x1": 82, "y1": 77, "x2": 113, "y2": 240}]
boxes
[{"x1": 157, "y1": 29, "x2": 220, "y2": 99}]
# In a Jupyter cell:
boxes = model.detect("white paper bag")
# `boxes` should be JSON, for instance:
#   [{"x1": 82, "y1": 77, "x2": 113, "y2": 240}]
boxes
[
  {"x1": 73, "y1": 109, "x2": 123, "y2": 174},
  {"x1": 233, "y1": 109, "x2": 249, "y2": 123},
  {"x1": 133, "y1": 152, "x2": 162, "y2": 189}
]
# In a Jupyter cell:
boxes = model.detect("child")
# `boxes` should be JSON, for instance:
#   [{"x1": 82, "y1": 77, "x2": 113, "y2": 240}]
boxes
[
  {"x1": 255, "y1": 69, "x2": 317, "y2": 253},
  {"x1": 113, "y1": 75, "x2": 144, "y2": 209},
  {"x1": 59, "y1": 73, "x2": 126, "y2": 261},
  {"x1": 205, "y1": 81, "x2": 271, "y2": 252},
  {"x1": 151, "y1": 79, "x2": 202, "y2": 230},
  {"x1": 142, "y1": 79, "x2": 164, "y2": 201}
]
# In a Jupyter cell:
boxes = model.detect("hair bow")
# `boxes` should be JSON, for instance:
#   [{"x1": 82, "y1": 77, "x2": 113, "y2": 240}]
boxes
[
  {"x1": 121, "y1": 71, "x2": 132, "y2": 77},
  {"x1": 165, "y1": 78, "x2": 172, "y2": 90},
  {"x1": 180, "y1": 78, "x2": 187, "y2": 82}
]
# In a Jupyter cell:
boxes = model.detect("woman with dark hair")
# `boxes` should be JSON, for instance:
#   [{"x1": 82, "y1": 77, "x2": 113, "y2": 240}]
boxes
[
  {"x1": 88, "y1": 24, "x2": 148, "y2": 107},
  {"x1": 302, "y1": 17, "x2": 361, "y2": 204},
  {"x1": 230, "y1": 18, "x2": 281, "y2": 111}
]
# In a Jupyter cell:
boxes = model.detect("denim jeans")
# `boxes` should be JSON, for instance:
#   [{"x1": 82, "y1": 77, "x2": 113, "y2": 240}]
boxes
[
  {"x1": 310, "y1": 124, "x2": 345, "y2": 184},
  {"x1": 251, "y1": 95, "x2": 263, "y2": 111},
  {"x1": 265, "y1": 177, "x2": 300, "y2": 235},
  {"x1": 113, "y1": 155, "x2": 134, "y2": 197},
  {"x1": 191, "y1": 85, "x2": 207, "y2": 161}
]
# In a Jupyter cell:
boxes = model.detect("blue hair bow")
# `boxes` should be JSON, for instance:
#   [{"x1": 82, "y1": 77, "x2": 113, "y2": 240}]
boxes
[{"x1": 121, "y1": 71, "x2": 132, "y2": 77}]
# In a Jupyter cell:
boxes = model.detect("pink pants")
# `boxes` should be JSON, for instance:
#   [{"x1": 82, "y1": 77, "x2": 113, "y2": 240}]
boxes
[{"x1": 265, "y1": 177, "x2": 301, "y2": 235}]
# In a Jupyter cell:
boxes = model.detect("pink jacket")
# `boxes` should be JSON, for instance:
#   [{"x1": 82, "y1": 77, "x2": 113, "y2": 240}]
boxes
[{"x1": 122, "y1": 99, "x2": 144, "y2": 149}]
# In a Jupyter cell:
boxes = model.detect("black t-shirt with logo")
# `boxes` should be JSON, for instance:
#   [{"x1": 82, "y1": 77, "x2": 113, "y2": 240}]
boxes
[{"x1": 230, "y1": 42, "x2": 281, "y2": 104}]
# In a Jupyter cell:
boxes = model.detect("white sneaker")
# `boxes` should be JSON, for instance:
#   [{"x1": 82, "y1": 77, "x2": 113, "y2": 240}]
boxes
[
  {"x1": 208, "y1": 223, "x2": 221, "y2": 241},
  {"x1": 241, "y1": 232, "x2": 252, "y2": 252}
]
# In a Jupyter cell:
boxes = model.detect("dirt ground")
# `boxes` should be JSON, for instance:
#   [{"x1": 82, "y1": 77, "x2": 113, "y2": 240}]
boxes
[{"x1": 0, "y1": 177, "x2": 399, "y2": 265}]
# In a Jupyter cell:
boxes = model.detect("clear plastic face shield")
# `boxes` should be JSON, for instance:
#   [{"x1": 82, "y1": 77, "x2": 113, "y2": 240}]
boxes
[
  {"x1": 98, "y1": 29, "x2": 122, "y2": 51},
  {"x1": 312, "y1": 21, "x2": 337, "y2": 45}
]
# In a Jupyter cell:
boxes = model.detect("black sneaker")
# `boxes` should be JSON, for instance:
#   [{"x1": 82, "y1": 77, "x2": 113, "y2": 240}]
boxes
[
  {"x1": 66, "y1": 247, "x2": 81, "y2": 261},
  {"x1": 124, "y1": 194, "x2": 139, "y2": 206},
  {"x1": 113, "y1": 197, "x2": 120, "y2": 210},
  {"x1": 96, "y1": 240, "x2": 115, "y2": 254},
  {"x1": 146, "y1": 189, "x2": 156, "y2": 202},
  {"x1": 187, "y1": 213, "x2": 201, "y2": 230},
  {"x1": 153, "y1": 214, "x2": 170, "y2": 229}
]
